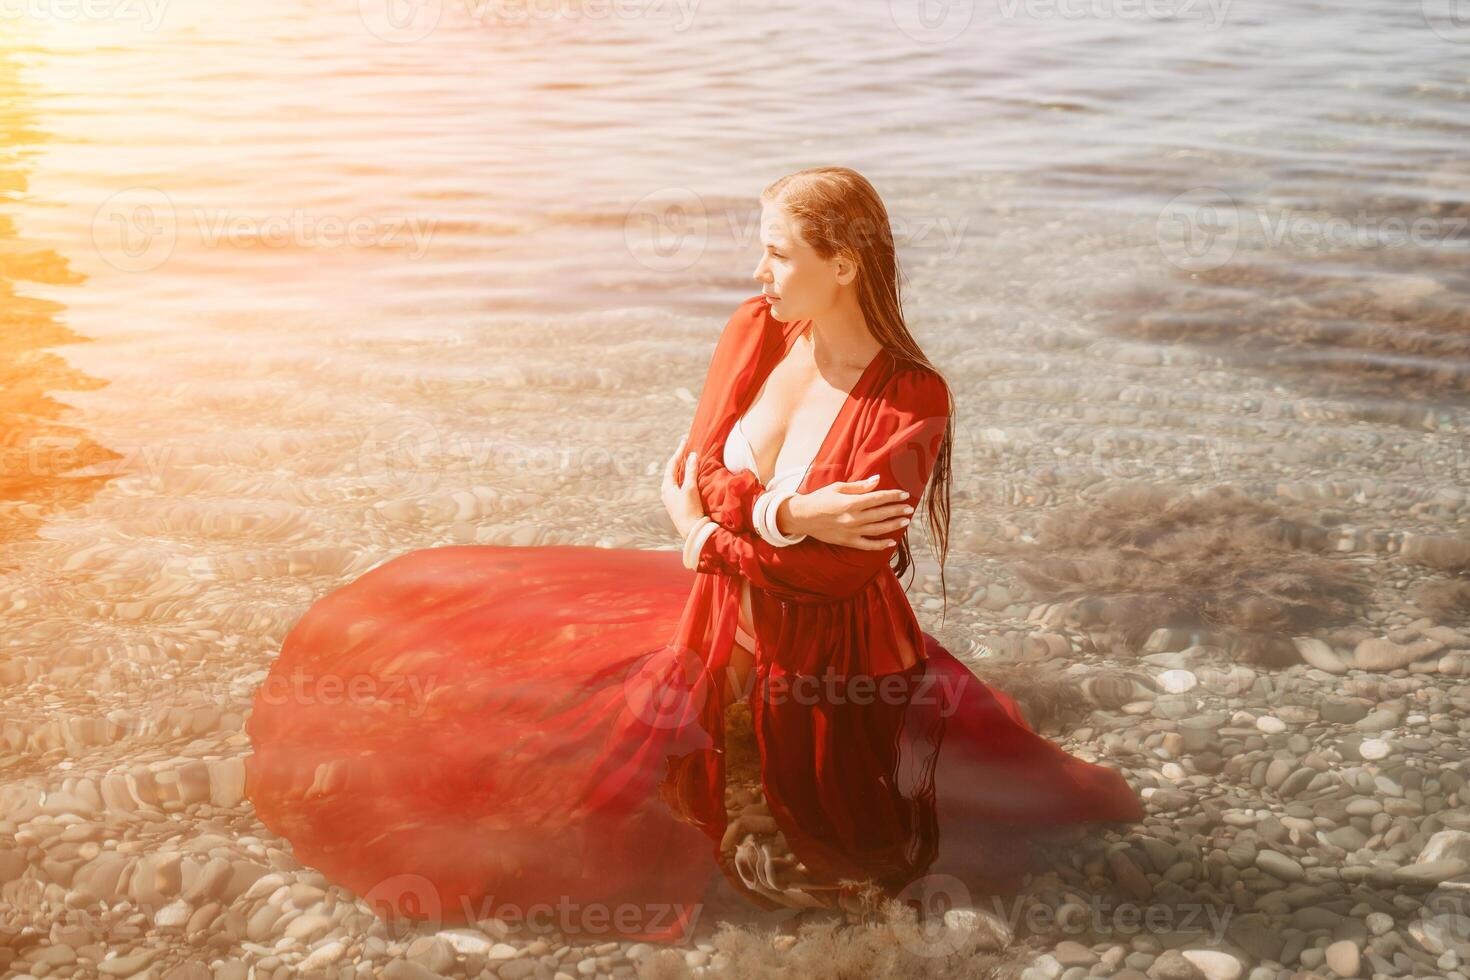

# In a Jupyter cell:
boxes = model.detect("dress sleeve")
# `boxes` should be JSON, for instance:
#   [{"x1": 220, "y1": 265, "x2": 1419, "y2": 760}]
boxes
[
  {"x1": 696, "y1": 449, "x2": 766, "y2": 536},
  {"x1": 697, "y1": 454, "x2": 806, "y2": 545},
  {"x1": 690, "y1": 367, "x2": 950, "y2": 600}
]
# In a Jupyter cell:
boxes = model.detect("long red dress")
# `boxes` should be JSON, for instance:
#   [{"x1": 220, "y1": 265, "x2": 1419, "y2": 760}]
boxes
[{"x1": 244, "y1": 295, "x2": 1143, "y2": 944}]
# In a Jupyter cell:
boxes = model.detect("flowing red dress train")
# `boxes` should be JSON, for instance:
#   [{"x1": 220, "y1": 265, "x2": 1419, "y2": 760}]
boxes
[
  {"x1": 244, "y1": 544, "x2": 1142, "y2": 943},
  {"x1": 244, "y1": 296, "x2": 1144, "y2": 944}
]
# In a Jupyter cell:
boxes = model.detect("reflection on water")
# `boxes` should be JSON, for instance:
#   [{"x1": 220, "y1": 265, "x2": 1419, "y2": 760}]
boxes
[
  {"x1": 2, "y1": 0, "x2": 1469, "y2": 971},
  {"x1": 0, "y1": 47, "x2": 118, "y2": 553}
]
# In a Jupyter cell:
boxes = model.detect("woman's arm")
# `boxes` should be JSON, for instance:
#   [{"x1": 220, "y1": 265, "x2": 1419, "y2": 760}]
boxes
[{"x1": 686, "y1": 368, "x2": 949, "y2": 600}]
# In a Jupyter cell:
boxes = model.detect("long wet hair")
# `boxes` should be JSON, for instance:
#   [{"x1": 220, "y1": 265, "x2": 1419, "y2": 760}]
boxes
[{"x1": 760, "y1": 166, "x2": 955, "y2": 622}]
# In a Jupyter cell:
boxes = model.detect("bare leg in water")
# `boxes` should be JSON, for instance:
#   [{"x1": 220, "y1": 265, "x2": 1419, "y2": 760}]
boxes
[
  {"x1": 725, "y1": 644, "x2": 754, "y2": 708},
  {"x1": 724, "y1": 580, "x2": 757, "y2": 708}
]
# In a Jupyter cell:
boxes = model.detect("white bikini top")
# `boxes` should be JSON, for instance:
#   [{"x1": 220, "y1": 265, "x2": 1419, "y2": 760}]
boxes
[{"x1": 722, "y1": 412, "x2": 815, "y2": 492}]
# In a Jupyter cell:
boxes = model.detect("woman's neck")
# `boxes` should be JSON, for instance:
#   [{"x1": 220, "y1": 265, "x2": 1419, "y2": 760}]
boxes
[{"x1": 800, "y1": 291, "x2": 881, "y2": 371}]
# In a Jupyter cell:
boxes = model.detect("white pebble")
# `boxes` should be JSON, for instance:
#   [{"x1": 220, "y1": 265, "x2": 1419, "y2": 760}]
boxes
[
  {"x1": 1360, "y1": 738, "x2": 1391, "y2": 760},
  {"x1": 1158, "y1": 669, "x2": 1198, "y2": 693},
  {"x1": 1180, "y1": 949, "x2": 1244, "y2": 980}
]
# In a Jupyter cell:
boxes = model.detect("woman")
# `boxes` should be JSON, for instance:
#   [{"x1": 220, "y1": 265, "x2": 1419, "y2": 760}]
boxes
[{"x1": 244, "y1": 167, "x2": 1143, "y2": 948}]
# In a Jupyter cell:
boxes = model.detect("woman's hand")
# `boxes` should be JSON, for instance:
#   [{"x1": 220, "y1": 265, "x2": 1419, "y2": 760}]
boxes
[
  {"x1": 661, "y1": 435, "x2": 706, "y2": 538},
  {"x1": 785, "y1": 477, "x2": 915, "y2": 550}
]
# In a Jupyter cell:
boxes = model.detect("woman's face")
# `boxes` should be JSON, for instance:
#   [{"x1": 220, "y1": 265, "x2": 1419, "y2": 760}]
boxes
[{"x1": 751, "y1": 202, "x2": 844, "y2": 323}]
